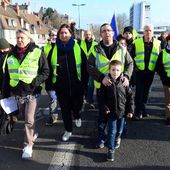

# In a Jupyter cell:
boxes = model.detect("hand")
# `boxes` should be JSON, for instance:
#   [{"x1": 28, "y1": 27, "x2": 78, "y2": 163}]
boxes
[
  {"x1": 102, "y1": 76, "x2": 112, "y2": 86},
  {"x1": 122, "y1": 76, "x2": 129, "y2": 87},
  {"x1": 127, "y1": 113, "x2": 133, "y2": 118}
]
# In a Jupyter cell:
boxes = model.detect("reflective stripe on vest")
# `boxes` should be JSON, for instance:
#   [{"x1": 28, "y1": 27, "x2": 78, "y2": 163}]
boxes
[
  {"x1": 51, "y1": 42, "x2": 82, "y2": 84},
  {"x1": 94, "y1": 46, "x2": 126, "y2": 89},
  {"x1": 7, "y1": 48, "x2": 41, "y2": 87},
  {"x1": 43, "y1": 44, "x2": 52, "y2": 58},
  {"x1": 80, "y1": 40, "x2": 97, "y2": 58},
  {"x1": 134, "y1": 38, "x2": 160, "y2": 71},
  {"x1": 162, "y1": 49, "x2": 170, "y2": 77}
]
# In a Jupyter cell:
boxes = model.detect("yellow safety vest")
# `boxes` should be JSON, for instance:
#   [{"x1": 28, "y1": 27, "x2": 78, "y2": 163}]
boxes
[
  {"x1": 93, "y1": 46, "x2": 126, "y2": 89},
  {"x1": 134, "y1": 38, "x2": 160, "y2": 71},
  {"x1": 7, "y1": 48, "x2": 41, "y2": 87},
  {"x1": 43, "y1": 44, "x2": 52, "y2": 58},
  {"x1": 51, "y1": 42, "x2": 82, "y2": 84},
  {"x1": 162, "y1": 49, "x2": 170, "y2": 77},
  {"x1": 80, "y1": 40, "x2": 97, "y2": 58}
]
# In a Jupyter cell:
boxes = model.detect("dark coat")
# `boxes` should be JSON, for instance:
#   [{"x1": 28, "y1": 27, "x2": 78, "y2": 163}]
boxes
[
  {"x1": 45, "y1": 37, "x2": 88, "y2": 97},
  {"x1": 2, "y1": 42, "x2": 49, "y2": 97},
  {"x1": 100, "y1": 74, "x2": 134, "y2": 119}
]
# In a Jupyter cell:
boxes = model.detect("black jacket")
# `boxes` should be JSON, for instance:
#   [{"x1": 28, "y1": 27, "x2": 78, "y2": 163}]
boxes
[
  {"x1": 45, "y1": 37, "x2": 88, "y2": 96},
  {"x1": 100, "y1": 74, "x2": 134, "y2": 119},
  {"x1": 2, "y1": 42, "x2": 49, "y2": 97}
]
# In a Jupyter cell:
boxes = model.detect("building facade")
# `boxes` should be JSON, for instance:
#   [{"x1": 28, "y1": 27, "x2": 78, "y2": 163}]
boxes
[{"x1": 130, "y1": 1, "x2": 151, "y2": 32}]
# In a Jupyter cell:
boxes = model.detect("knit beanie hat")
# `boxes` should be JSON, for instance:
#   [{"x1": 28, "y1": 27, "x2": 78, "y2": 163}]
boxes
[
  {"x1": 166, "y1": 33, "x2": 170, "y2": 41},
  {"x1": 123, "y1": 26, "x2": 133, "y2": 34},
  {"x1": 0, "y1": 38, "x2": 10, "y2": 49}
]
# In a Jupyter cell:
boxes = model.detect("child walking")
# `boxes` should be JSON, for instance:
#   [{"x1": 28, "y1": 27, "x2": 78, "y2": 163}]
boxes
[{"x1": 100, "y1": 60, "x2": 134, "y2": 161}]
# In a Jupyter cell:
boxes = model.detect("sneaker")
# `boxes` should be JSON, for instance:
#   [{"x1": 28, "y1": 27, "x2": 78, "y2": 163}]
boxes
[
  {"x1": 97, "y1": 140, "x2": 105, "y2": 148},
  {"x1": 45, "y1": 114, "x2": 58, "y2": 126},
  {"x1": 62, "y1": 131, "x2": 72, "y2": 141},
  {"x1": 22, "y1": 146, "x2": 33, "y2": 159},
  {"x1": 133, "y1": 114, "x2": 142, "y2": 121},
  {"x1": 75, "y1": 118, "x2": 82, "y2": 128},
  {"x1": 115, "y1": 138, "x2": 121, "y2": 149},
  {"x1": 107, "y1": 149, "x2": 114, "y2": 161},
  {"x1": 88, "y1": 104, "x2": 95, "y2": 110}
]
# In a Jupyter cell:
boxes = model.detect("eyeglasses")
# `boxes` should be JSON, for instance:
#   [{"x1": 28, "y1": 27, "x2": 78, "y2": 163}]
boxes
[{"x1": 101, "y1": 29, "x2": 113, "y2": 33}]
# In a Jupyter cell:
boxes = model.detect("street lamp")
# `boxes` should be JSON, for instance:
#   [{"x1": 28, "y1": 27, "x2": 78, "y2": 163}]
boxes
[{"x1": 72, "y1": 3, "x2": 86, "y2": 38}]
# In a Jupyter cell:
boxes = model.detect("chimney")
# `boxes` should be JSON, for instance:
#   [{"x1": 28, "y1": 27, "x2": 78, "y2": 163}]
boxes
[{"x1": 16, "y1": 3, "x2": 20, "y2": 16}]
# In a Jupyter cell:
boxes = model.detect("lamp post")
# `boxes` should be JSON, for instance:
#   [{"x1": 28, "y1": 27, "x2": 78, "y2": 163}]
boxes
[{"x1": 72, "y1": 3, "x2": 86, "y2": 38}]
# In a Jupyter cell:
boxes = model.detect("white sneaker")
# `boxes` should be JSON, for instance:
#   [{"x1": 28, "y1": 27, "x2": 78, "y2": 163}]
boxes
[
  {"x1": 22, "y1": 146, "x2": 33, "y2": 159},
  {"x1": 62, "y1": 131, "x2": 72, "y2": 141},
  {"x1": 75, "y1": 118, "x2": 82, "y2": 127}
]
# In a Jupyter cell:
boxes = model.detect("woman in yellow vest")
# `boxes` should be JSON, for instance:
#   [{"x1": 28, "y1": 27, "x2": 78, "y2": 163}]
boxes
[
  {"x1": 45, "y1": 24, "x2": 88, "y2": 142},
  {"x1": 156, "y1": 34, "x2": 170, "y2": 125},
  {"x1": 2, "y1": 28, "x2": 49, "y2": 159}
]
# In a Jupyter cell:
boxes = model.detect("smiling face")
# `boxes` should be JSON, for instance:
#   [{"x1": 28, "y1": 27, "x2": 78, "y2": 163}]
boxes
[
  {"x1": 16, "y1": 32, "x2": 31, "y2": 48},
  {"x1": 109, "y1": 64, "x2": 122, "y2": 80}
]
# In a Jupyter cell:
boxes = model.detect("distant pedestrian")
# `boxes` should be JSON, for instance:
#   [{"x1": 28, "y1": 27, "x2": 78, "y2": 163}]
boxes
[
  {"x1": 131, "y1": 24, "x2": 161, "y2": 120},
  {"x1": 45, "y1": 23, "x2": 88, "y2": 141},
  {"x1": 156, "y1": 33, "x2": 170, "y2": 125},
  {"x1": 79, "y1": 30, "x2": 98, "y2": 110},
  {"x1": 100, "y1": 60, "x2": 133, "y2": 161},
  {"x1": 2, "y1": 28, "x2": 49, "y2": 159},
  {"x1": 43, "y1": 29, "x2": 59, "y2": 126}
]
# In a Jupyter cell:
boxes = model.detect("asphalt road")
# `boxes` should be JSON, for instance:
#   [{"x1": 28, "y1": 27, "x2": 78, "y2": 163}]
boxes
[{"x1": 0, "y1": 75, "x2": 170, "y2": 170}]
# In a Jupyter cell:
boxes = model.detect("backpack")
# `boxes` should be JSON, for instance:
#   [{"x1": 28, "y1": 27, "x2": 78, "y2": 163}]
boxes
[{"x1": 0, "y1": 107, "x2": 14, "y2": 135}]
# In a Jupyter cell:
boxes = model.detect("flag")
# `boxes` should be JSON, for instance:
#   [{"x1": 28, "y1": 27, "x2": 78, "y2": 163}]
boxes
[{"x1": 110, "y1": 13, "x2": 118, "y2": 40}]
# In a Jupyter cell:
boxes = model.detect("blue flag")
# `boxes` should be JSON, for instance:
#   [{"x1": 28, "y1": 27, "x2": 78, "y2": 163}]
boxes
[{"x1": 110, "y1": 14, "x2": 118, "y2": 40}]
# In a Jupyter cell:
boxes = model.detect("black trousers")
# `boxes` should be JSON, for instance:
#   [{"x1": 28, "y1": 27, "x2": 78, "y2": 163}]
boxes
[
  {"x1": 57, "y1": 94, "x2": 83, "y2": 132},
  {"x1": 135, "y1": 71, "x2": 155, "y2": 116}
]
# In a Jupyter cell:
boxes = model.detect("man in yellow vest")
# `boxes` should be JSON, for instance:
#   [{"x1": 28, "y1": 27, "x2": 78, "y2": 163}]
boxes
[
  {"x1": 79, "y1": 30, "x2": 97, "y2": 109},
  {"x1": 87, "y1": 23, "x2": 133, "y2": 148},
  {"x1": 131, "y1": 24, "x2": 161, "y2": 120},
  {"x1": 156, "y1": 34, "x2": 170, "y2": 125},
  {"x1": 2, "y1": 28, "x2": 49, "y2": 158},
  {"x1": 42, "y1": 29, "x2": 59, "y2": 126}
]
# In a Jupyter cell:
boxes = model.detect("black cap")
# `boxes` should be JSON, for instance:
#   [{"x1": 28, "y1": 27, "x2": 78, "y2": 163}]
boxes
[
  {"x1": 123, "y1": 26, "x2": 133, "y2": 34},
  {"x1": 0, "y1": 38, "x2": 10, "y2": 49}
]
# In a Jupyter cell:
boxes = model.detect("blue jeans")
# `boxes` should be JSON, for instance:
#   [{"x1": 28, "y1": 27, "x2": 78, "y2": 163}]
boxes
[
  {"x1": 107, "y1": 117, "x2": 125, "y2": 150},
  {"x1": 87, "y1": 76, "x2": 95, "y2": 104}
]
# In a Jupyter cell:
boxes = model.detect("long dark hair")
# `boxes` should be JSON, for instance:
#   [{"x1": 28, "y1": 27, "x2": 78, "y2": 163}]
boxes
[{"x1": 57, "y1": 24, "x2": 73, "y2": 38}]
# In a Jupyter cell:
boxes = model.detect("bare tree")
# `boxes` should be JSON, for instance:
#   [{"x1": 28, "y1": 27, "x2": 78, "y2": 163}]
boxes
[
  {"x1": 116, "y1": 13, "x2": 129, "y2": 34},
  {"x1": 89, "y1": 24, "x2": 100, "y2": 42}
]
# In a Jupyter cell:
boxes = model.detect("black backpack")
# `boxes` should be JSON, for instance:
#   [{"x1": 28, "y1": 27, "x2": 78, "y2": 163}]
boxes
[{"x1": 0, "y1": 107, "x2": 14, "y2": 135}]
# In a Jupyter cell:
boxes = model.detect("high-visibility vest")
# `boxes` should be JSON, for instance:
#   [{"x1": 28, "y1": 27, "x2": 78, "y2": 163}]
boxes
[
  {"x1": 93, "y1": 46, "x2": 126, "y2": 89},
  {"x1": 51, "y1": 42, "x2": 82, "y2": 84},
  {"x1": 7, "y1": 48, "x2": 41, "y2": 87},
  {"x1": 134, "y1": 38, "x2": 160, "y2": 71},
  {"x1": 43, "y1": 44, "x2": 52, "y2": 58},
  {"x1": 162, "y1": 49, "x2": 170, "y2": 77},
  {"x1": 80, "y1": 40, "x2": 97, "y2": 58}
]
